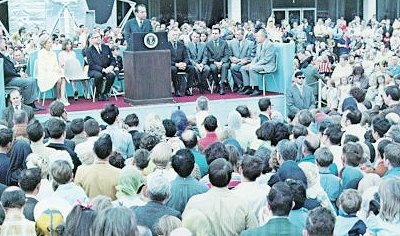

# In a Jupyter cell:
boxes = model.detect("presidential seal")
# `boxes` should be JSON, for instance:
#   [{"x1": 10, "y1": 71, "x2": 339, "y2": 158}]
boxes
[{"x1": 144, "y1": 33, "x2": 158, "y2": 49}]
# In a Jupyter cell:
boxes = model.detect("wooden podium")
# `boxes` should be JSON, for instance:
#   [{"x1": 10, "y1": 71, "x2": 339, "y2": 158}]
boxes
[{"x1": 124, "y1": 32, "x2": 173, "y2": 105}]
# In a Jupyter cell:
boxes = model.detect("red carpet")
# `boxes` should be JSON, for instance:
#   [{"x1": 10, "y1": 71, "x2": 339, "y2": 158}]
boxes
[{"x1": 35, "y1": 90, "x2": 281, "y2": 115}]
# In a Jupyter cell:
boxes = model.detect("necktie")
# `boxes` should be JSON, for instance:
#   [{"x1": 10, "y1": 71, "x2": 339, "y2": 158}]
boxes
[
  {"x1": 195, "y1": 43, "x2": 198, "y2": 54},
  {"x1": 140, "y1": 20, "x2": 143, "y2": 29},
  {"x1": 214, "y1": 40, "x2": 219, "y2": 50},
  {"x1": 173, "y1": 42, "x2": 177, "y2": 50},
  {"x1": 98, "y1": 46, "x2": 102, "y2": 54},
  {"x1": 15, "y1": 105, "x2": 19, "y2": 110}
]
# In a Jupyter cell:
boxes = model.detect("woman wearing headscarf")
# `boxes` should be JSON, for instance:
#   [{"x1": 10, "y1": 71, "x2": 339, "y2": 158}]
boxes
[{"x1": 114, "y1": 166, "x2": 146, "y2": 208}]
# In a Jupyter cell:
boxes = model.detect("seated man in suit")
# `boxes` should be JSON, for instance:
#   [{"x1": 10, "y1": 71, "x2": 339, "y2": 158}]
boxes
[
  {"x1": 206, "y1": 27, "x2": 231, "y2": 95},
  {"x1": 241, "y1": 182, "x2": 303, "y2": 236},
  {"x1": 287, "y1": 71, "x2": 316, "y2": 118},
  {"x1": 187, "y1": 31, "x2": 209, "y2": 94},
  {"x1": 240, "y1": 29, "x2": 276, "y2": 96},
  {"x1": 2, "y1": 89, "x2": 34, "y2": 128},
  {"x1": 168, "y1": 29, "x2": 195, "y2": 97},
  {"x1": 86, "y1": 32, "x2": 116, "y2": 101},
  {"x1": 229, "y1": 28, "x2": 254, "y2": 92},
  {"x1": 0, "y1": 37, "x2": 41, "y2": 111},
  {"x1": 124, "y1": 3, "x2": 153, "y2": 51}
]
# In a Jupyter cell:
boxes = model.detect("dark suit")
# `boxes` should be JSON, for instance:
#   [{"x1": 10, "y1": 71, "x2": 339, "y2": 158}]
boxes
[
  {"x1": 241, "y1": 217, "x2": 302, "y2": 236},
  {"x1": 2, "y1": 103, "x2": 35, "y2": 128},
  {"x1": 287, "y1": 84, "x2": 316, "y2": 118},
  {"x1": 187, "y1": 41, "x2": 209, "y2": 91},
  {"x1": 206, "y1": 39, "x2": 231, "y2": 84},
  {"x1": 168, "y1": 41, "x2": 195, "y2": 95},
  {"x1": 124, "y1": 18, "x2": 153, "y2": 50},
  {"x1": 86, "y1": 44, "x2": 116, "y2": 97},
  {"x1": 131, "y1": 201, "x2": 181, "y2": 235},
  {"x1": 0, "y1": 52, "x2": 38, "y2": 105}
]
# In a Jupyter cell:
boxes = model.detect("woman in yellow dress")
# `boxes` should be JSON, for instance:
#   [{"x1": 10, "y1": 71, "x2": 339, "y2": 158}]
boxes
[{"x1": 37, "y1": 34, "x2": 69, "y2": 105}]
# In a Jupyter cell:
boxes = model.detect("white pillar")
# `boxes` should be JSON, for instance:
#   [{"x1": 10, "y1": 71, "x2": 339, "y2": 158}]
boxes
[
  {"x1": 363, "y1": 0, "x2": 376, "y2": 20},
  {"x1": 228, "y1": 0, "x2": 241, "y2": 23}
]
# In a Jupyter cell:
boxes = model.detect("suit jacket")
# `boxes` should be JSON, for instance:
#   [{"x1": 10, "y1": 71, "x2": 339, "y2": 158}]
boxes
[
  {"x1": 168, "y1": 41, "x2": 190, "y2": 66},
  {"x1": 86, "y1": 44, "x2": 116, "y2": 73},
  {"x1": 287, "y1": 84, "x2": 315, "y2": 117},
  {"x1": 187, "y1": 42, "x2": 208, "y2": 65},
  {"x1": 0, "y1": 52, "x2": 21, "y2": 84},
  {"x1": 124, "y1": 18, "x2": 153, "y2": 50},
  {"x1": 241, "y1": 217, "x2": 302, "y2": 236},
  {"x1": 2, "y1": 104, "x2": 35, "y2": 128},
  {"x1": 132, "y1": 201, "x2": 181, "y2": 235},
  {"x1": 206, "y1": 39, "x2": 231, "y2": 64},
  {"x1": 74, "y1": 162, "x2": 121, "y2": 200},
  {"x1": 252, "y1": 40, "x2": 276, "y2": 72},
  {"x1": 183, "y1": 187, "x2": 257, "y2": 236},
  {"x1": 229, "y1": 38, "x2": 254, "y2": 61}
]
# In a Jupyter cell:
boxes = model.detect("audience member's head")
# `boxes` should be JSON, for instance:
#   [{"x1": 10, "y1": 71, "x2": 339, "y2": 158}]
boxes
[
  {"x1": 49, "y1": 101, "x2": 65, "y2": 118},
  {"x1": 50, "y1": 160, "x2": 73, "y2": 190},
  {"x1": 70, "y1": 118, "x2": 84, "y2": 135},
  {"x1": 305, "y1": 207, "x2": 336, "y2": 236},
  {"x1": 47, "y1": 118, "x2": 66, "y2": 139},
  {"x1": 342, "y1": 142, "x2": 363, "y2": 167},
  {"x1": 18, "y1": 168, "x2": 41, "y2": 194},
  {"x1": 372, "y1": 116, "x2": 391, "y2": 140},
  {"x1": 93, "y1": 134, "x2": 113, "y2": 160},
  {"x1": 100, "y1": 104, "x2": 119, "y2": 125},
  {"x1": 323, "y1": 124, "x2": 343, "y2": 145},
  {"x1": 208, "y1": 158, "x2": 233, "y2": 188},
  {"x1": 171, "y1": 110, "x2": 189, "y2": 136},
  {"x1": 26, "y1": 120, "x2": 44, "y2": 142},
  {"x1": 181, "y1": 130, "x2": 198, "y2": 149},
  {"x1": 134, "y1": 149, "x2": 151, "y2": 170},
  {"x1": 203, "y1": 115, "x2": 218, "y2": 132},
  {"x1": 258, "y1": 98, "x2": 272, "y2": 112},
  {"x1": 267, "y1": 182, "x2": 294, "y2": 216},
  {"x1": 125, "y1": 113, "x2": 139, "y2": 127},
  {"x1": 236, "y1": 105, "x2": 251, "y2": 118},
  {"x1": 302, "y1": 134, "x2": 320, "y2": 155},
  {"x1": 147, "y1": 173, "x2": 171, "y2": 202},
  {"x1": 84, "y1": 119, "x2": 100, "y2": 137},
  {"x1": 149, "y1": 142, "x2": 173, "y2": 168},
  {"x1": 1, "y1": 186, "x2": 26, "y2": 210},
  {"x1": 297, "y1": 110, "x2": 313, "y2": 127},
  {"x1": 0, "y1": 128, "x2": 13, "y2": 149},
  {"x1": 286, "y1": 179, "x2": 307, "y2": 210},
  {"x1": 276, "y1": 139, "x2": 298, "y2": 162},
  {"x1": 204, "y1": 142, "x2": 229, "y2": 165},
  {"x1": 13, "y1": 110, "x2": 28, "y2": 125},
  {"x1": 139, "y1": 133, "x2": 160, "y2": 151},
  {"x1": 379, "y1": 178, "x2": 400, "y2": 223},
  {"x1": 163, "y1": 119, "x2": 177, "y2": 138},
  {"x1": 339, "y1": 189, "x2": 362, "y2": 214},
  {"x1": 154, "y1": 215, "x2": 182, "y2": 236},
  {"x1": 238, "y1": 155, "x2": 262, "y2": 182},
  {"x1": 196, "y1": 96, "x2": 209, "y2": 111},
  {"x1": 116, "y1": 166, "x2": 145, "y2": 199},
  {"x1": 91, "y1": 206, "x2": 138, "y2": 236},
  {"x1": 315, "y1": 147, "x2": 334, "y2": 168},
  {"x1": 171, "y1": 149, "x2": 195, "y2": 178},
  {"x1": 384, "y1": 143, "x2": 400, "y2": 168},
  {"x1": 65, "y1": 204, "x2": 97, "y2": 236}
]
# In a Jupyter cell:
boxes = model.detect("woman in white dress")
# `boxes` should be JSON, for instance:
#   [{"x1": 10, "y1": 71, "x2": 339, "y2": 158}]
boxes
[
  {"x1": 37, "y1": 34, "x2": 69, "y2": 105},
  {"x1": 58, "y1": 39, "x2": 90, "y2": 101}
]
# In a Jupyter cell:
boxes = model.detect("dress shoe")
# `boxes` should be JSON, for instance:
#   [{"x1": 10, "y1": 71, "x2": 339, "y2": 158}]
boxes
[
  {"x1": 239, "y1": 88, "x2": 251, "y2": 95},
  {"x1": 199, "y1": 87, "x2": 205, "y2": 94},
  {"x1": 74, "y1": 91, "x2": 79, "y2": 101},
  {"x1": 219, "y1": 86, "x2": 226, "y2": 95},
  {"x1": 175, "y1": 91, "x2": 181, "y2": 97},
  {"x1": 31, "y1": 104, "x2": 45, "y2": 111},
  {"x1": 245, "y1": 89, "x2": 254, "y2": 95},
  {"x1": 238, "y1": 86, "x2": 247, "y2": 93},
  {"x1": 250, "y1": 90, "x2": 262, "y2": 96}
]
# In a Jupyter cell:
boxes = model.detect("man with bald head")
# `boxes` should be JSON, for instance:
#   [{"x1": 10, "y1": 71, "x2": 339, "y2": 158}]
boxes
[
  {"x1": 299, "y1": 134, "x2": 320, "y2": 163},
  {"x1": 240, "y1": 29, "x2": 276, "y2": 96},
  {"x1": 181, "y1": 130, "x2": 208, "y2": 177}
]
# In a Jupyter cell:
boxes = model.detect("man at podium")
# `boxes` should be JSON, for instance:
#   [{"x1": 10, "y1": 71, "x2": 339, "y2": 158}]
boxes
[{"x1": 124, "y1": 4, "x2": 153, "y2": 51}]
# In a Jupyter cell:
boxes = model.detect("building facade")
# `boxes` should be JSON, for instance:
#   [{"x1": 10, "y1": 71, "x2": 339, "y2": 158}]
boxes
[{"x1": 118, "y1": 0, "x2": 400, "y2": 27}]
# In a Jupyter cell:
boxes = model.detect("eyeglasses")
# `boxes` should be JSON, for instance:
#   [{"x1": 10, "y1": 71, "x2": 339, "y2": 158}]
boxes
[{"x1": 296, "y1": 76, "x2": 305, "y2": 79}]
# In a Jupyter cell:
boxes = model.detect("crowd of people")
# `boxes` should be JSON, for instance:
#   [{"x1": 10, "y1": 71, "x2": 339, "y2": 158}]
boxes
[{"x1": 1, "y1": 4, "x2": 400, "y2": 235}]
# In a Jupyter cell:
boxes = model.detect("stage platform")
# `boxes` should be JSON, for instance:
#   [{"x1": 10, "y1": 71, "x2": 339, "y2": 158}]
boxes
[{"x1": 34, "y1": 91, "x2": 287, "y2": 126}]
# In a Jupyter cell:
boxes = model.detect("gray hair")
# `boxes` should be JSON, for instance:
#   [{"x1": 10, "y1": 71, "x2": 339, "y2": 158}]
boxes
[
  {"x1": 315, "y1": 147, "x2": 334, "y2": 167},
  {"x1": 386, "y1": 125, "x2": 400, "y2": 143},
  {"x1": 227, "y1": 111, "x2": 241, "y2": 130},
  {"x1": 196, "y1": 96, "x2": 209, "y2": 111},
  {"x1": 379, "y1": 178, "x2": 400, "y2": 223},
  {"x1": 91, "y1": 206, "x2": 138, "y2": 236},
  {"x1": 276, "y1": 139, "x2": 298, "y2": 161},
  {"x1": 147, "y1": 173, "x2": 171, "y2": 202},
  {"x1": 13, "y1": 110, "x2": 28, "y2": 125}
]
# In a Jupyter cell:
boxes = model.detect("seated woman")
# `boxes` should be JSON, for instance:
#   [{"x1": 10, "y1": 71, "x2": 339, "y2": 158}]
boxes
[
  {"x1": 59, "y1": 39, "x2": 90, "y2": 101},
  {"x1": 37, "y1": 34, "x2": 69, "y2": 105}
]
